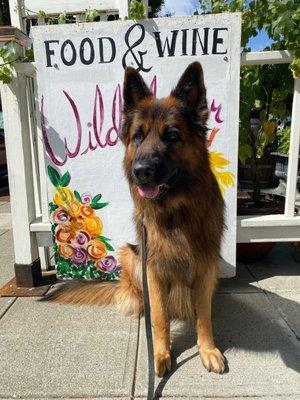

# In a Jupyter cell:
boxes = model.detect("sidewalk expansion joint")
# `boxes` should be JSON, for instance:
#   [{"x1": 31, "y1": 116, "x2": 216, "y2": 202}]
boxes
[
  {"x1": 0, "y1": 296, "x2": 18, "y2": 320},
  {"x1": 131, "y1": 315, "x2": 141, "y2": 400}
]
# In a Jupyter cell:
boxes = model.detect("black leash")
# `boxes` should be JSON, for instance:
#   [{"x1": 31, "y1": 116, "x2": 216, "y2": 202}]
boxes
[{"x1": 141, "y1": 220, "x2": 155, "y2": 400}]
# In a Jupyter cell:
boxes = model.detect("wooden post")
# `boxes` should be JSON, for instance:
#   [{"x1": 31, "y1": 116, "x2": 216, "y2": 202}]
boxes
[
  {"x1": 284, "y1": 77, "x2": 300, "y2": 217},
  {"x1": 8, "y1": 0, "x2": 24, "y2": 31},
  {"x1": 118, "y1": 0, "x2": 129, "y2": 19},
  {"x1": 0, "y1": 28, "x2": 42, "y2": 286}
]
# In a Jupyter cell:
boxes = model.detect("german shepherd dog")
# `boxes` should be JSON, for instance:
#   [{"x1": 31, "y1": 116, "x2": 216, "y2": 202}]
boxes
[{"x1": 52, "y1": 61, "x2": 225, "y2": 376}]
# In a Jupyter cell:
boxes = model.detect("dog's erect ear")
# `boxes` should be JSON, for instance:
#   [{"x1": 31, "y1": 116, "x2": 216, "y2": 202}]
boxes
[
  {"x1": 123, "y1": 67, "x2": 152, "y2": 113},
  {"x1": 172, "y1": 62, "x2": 208, "y2": 123}
]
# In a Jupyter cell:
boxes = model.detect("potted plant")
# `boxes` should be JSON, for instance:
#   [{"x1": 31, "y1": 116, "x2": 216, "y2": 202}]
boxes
[
  {"x1": 200, "y1": 0, "x2": 299, "y2": 261},
  {"x1": 237, "y1": 63, "x2": 293, "y2": 262},
  {"x1": 272, "y1": 125, "x2": 300, "y2": 182}
]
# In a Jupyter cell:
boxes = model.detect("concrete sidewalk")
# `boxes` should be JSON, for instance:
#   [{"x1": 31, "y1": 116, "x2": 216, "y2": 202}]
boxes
[{"x1": 0, "y1": 201, "x2": 300, "y2": 399}]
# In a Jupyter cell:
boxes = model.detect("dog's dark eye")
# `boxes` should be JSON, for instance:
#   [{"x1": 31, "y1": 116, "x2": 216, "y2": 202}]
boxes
[
  {"x1": 162, "y1": 128, "x2": 181, "y2": 144},
  {"x1": 134, "y1": 128, "x2": 144, "y2": 144}
]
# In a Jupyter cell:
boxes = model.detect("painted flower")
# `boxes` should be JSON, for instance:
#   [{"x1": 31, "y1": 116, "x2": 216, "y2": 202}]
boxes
[
  {"x1": 71, "y1": 216, "x2": 85, "y2": 231},
  {"x1": 72, "y1": 247, "x2": 88, "y2": 265},
  {"x1": 76, "y1": 231, "x2": 90, "y2": 246},
  {"x1": 209, "y1": 151, "x2": 235, "y2": 197},
  {"x1": 96, "y1": 256, "x2": 120, "y2": 273},
  {"x1": 64, "y1": 200, "x2": 81, "y2": 218},
  {"x1": 87, "y1": 239, "x2": 107, "y2": 259},
  {"x1": 53, "y1": 187, "x2": 74, "y2": 207},
  {"x1": 81, "y1": 205, "x2": 94, "y2": 217},
  {"x1": 84, "y1": 215, "x2": 103, "y2": 237},
  {"x1": 56, "y1": 228, "x2": 75, "y2": 243},
  {"x1": 58, "y1": 243, "x2": 74, "y2": 259},
  {"x1": 81, "y1": 192, "x2": 92, "y2": 204},
  {"x1": 52, "y1": 207, "x2": 70, "y2": 225}
]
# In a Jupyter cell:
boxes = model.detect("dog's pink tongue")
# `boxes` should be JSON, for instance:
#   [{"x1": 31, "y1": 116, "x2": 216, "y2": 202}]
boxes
[{"x1": 137, "y1": 185, "x2": 160, "y2": 199}]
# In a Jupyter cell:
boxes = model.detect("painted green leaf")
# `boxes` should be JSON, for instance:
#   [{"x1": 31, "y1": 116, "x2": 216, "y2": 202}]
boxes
[
  {"x1": 91, "y1": 201, "x2": 109, "y2": 209},
  {"x1": 60, "y1": 171, "x2": 71, "y2": 187},
  {"x1": 97, "y1": 235, "x2": 111, "y2": 242},
  {"x1": 74, "y1": 190, "x2": 81, "y2": 202},
  {"x1": 98, "y1": 236, "x2": 115, "y2": 251},
  {"x1": 49, "y1": 202, "x2": 58, "y2": 213},
  {"x1": 48, "y1": 166, "x2": 61, "y2": 187},
  {"x1": 92, "y1": 193, "x2": 102, "y2": 202}
]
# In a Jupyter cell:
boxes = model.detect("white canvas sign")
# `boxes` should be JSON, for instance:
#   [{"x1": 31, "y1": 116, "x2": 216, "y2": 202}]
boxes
[{"x1": 33, "y1": 14, "x2": 241, "y2": 279}]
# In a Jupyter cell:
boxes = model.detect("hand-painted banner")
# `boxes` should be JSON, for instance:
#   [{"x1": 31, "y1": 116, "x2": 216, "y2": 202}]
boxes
[{"x1": 33, "y1": 14, "x2": 241, "y2": 279}]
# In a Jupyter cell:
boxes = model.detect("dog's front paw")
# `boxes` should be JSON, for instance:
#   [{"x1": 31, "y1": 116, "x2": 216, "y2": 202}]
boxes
[
  {"x1": 154, "y1": 352, "x2": 171, "y2": 377},
  {"x1": 199, "y1": 347, "x2": 225, "y2": 374}
]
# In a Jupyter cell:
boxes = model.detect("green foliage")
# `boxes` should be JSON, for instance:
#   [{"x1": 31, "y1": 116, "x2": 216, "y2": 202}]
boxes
[
  {"x1": 0, "y1": 0, "x2": 157, "y2": 84},
  {"x1": 201, "y1": 0, "x2": 298, "y2": 201},
  {"x1": 0, "y1": 43, "x2": 34, "y2": 84},
  {"x1": 127, "y1": 0, "x2": 146, "y2": 20},
  {"x1": 148, "y1": 0, "x2": 165, "y2": 17},
  {"x1": 84, "y1": 9, "x2": 100, "y2": 22},
  {"x1": 200, "y1": 0, "x2": 300, "y2": 77},
  {"x1": 239, "y1": 63, "x2": 293, "y2": 164},
  {"x1": 277, "y1": 127, "x2": 291, "y2": 155},
  {"x1": 0, "y1": 41, "x2": 19, "y2": 83}
]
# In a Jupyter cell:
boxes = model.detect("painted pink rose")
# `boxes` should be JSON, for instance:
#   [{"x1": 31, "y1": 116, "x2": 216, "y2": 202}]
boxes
[
  {"x1": 76, "y1": 231, "x2": 90, "y2": 246},
  {"x1": 72, "y1": 247, "x2": 88, "y2": 265},
  {"x1": 96, "y1": 256, "x2": 121, "y2": 273},
  {"x1": 52, "y1": 207, "x2": 70, "y2": 225},
  {"x1": 81, "y1": 192, "x2": 92, "y2": 204}
]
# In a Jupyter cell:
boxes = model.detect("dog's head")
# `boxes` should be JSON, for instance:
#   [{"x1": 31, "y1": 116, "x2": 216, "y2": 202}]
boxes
[{"x1": 121, "y1": 62, "x2": 209, "y2": 201}]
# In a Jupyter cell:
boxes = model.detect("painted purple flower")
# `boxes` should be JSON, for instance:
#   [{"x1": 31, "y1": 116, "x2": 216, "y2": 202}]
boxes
[
  {"x1": 52, "y1": 207, "x2": 70, "y2": 224},
  {"x1": 76, "y1": 231, "x2": 90, "y2": 246},
  {"x1": 72, "y1": 247, "x2": 88, "y2": 265},
  {"x1": 96, "y1": 256, "x2": 121, "y2": 273},
  {"x1": 81, "y1": 192, "x2": 92, "y2": 204}
]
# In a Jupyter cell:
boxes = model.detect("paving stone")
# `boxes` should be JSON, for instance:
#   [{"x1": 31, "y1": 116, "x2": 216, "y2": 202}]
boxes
[
  {"x1": 247, "y1": 245, "x2": 300, "y2": 292},
  {"x1": 0, "y1": 254, "x2": 15, "y2": 287},
  {"x1": 136, "y1": 397, "x2": 300, "y2": 400},
  {"x1": 0, "y1": 201, "x2": 11, "y2": 213},
  {"x1": 0, "y1": 398, "x2": 131, "y2": 400},
  {"x1": 0, "y1": 212, "x2": 12, "y2": 230},
  {"x1": 0, "y1": 297, "x2": 15, "y2": 317},
  {"x1": 135, "y1": 293, "x2": 300, "y2": 399},
  {"x1": 218, "y1": 262, "x2": 262, "y2": 293},
  {"x1": 0, "y1": 298, "x2": 139, "y2": 399},
  {"x1": 0, "y1": 229, "x2": 14, "y2": 257},
  {"x1": 266, "y1": 291, "x2": 300, "y2": 339},
  {"x1": 147, "y1": 397, "x2": 300, "y2": 400}
]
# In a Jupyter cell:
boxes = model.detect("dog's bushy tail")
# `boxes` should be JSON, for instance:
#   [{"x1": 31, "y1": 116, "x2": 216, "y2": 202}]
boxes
[
  {"x1": 47, "y1": 244, "x2": 143, "y2": 317},
  {"x1": 47, "y1": 280, "x2": 120, "y2": 306}
]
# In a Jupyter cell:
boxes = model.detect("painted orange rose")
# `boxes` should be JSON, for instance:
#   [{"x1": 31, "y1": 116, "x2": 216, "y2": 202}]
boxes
[
  {"x1": 56, "y1": 228, "x2": 75, "y2": 243},
  {"x1": 84, "y1": 215, "x2": 103, "y2": 237},
  {"x1": 53, "y1": 187, "x2": 74, "y2": 207},
  {"x1": 81, "y1": 205, "x2": 94, "y2": 217},
  {"x1": 58, "y1": 243, "x2": 74, "y2": 259},
  {"x1": 68, "y1": 200, "x2": 82, "y2": 217},
  {"x1": 70, "y1": 216, "x2": 84, "y2": 231},
  {"x1": 87, "y1": 239, "x2": 107, "y2": 259}
]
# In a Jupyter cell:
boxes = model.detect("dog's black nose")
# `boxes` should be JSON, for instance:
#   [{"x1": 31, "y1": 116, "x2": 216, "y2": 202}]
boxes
[{"x1": 133, "y1": 161, "x2": 154, "y2": 182}]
